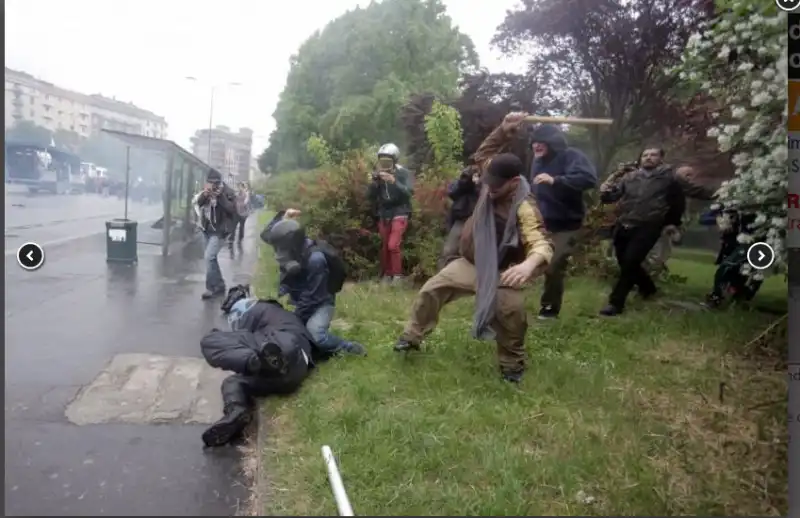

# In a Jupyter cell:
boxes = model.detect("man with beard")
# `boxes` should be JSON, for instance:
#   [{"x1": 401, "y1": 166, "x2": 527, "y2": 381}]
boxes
[
  {"x1": 599, "y1": 147, "x2": 714, "y2": 316},
  {"x1": 528, "y1": 125, "x2": 597, "y2": 319},
  {"x1": 261, "y1": 210, "x2": 367, "y2": 356},
  {"x1": 393, "y1": 112, "x2": 553, "y2": 383}
]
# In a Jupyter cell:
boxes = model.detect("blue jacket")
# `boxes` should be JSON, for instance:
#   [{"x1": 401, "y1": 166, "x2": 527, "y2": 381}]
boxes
[
  {"x1": 529, "y1": 125, "x2": 597, "y2": 232},
  {"x1": 278, "y1": 244, "x2": 335, "y2": 323},
  {"x1": 263, "y1": 212, "x2": 334, "y2": 322}
]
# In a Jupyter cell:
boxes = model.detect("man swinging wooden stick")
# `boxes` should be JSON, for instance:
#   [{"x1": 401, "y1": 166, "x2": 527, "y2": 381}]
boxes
[
  {"x1": 393, "y1": 111, "x2": 609, "y2": 383},
  {"x1": 471, "y1": 112, "x2": 610, "y2": 320}
]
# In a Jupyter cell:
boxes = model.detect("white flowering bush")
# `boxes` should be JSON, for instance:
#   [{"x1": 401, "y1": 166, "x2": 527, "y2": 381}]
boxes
[{"x1": 677, "y1": 1, "x2": 787, "y2": 277}]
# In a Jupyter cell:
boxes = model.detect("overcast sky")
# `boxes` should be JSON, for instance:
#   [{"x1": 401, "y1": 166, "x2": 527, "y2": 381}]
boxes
[{"x1": 5, "y1": 0, "x2": 525, "y2": 153}]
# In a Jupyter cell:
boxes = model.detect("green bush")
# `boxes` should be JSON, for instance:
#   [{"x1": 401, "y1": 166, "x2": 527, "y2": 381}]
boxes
[{"x1": 268, "y1": 148, "x2": 449, "y2": 282}]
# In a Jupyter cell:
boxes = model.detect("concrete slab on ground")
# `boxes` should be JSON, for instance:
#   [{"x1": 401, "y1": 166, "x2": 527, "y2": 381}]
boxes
[
  {"x1": 5, "y1": 212, "x2": 263, "y2": 516},
  {"x1": 65, "y1": 354, "x2": 231, "y2": 426}
]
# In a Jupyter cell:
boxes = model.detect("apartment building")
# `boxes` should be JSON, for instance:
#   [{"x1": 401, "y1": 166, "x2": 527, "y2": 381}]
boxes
[
  {"x1": 4, "y1": 67, "x2": 167, "y2": 139},
  {"x1": 191, "y1": 125, "x2": 253, "y2": 179}
]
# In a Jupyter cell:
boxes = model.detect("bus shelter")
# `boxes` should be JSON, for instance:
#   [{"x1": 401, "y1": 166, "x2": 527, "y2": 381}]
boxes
[{"x1": 102, "y1": 129, "x2": 212, "y2": 257}]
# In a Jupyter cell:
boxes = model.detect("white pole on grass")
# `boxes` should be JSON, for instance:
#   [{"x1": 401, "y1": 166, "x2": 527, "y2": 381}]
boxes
[{"x1": 321, "y1": 445, "x2": 355, "y2": 516}]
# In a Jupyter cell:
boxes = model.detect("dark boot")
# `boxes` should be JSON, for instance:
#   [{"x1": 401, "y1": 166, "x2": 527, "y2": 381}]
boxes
[
  {"x1": 393, "y1": 338, "x2": 420, "y2": 352},
  {"x1": 501, "y1": 370, "x2": 523, "y2": 383},
  {"x1": 202, "y1": 404, "x2": 252, "y2": 447},
  {"x1": 599, "y1": 304, "x2": 623, "y2": 317}
]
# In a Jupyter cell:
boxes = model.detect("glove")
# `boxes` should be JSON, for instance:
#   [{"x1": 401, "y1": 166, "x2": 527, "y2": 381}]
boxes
[{"x1": 258, "y1": 341, "x2": 287, "y2": 376}]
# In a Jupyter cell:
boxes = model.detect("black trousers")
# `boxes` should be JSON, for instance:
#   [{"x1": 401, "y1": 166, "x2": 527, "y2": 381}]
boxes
[
  {"x1": 221, "y1": 359, "x2": 308, "y2": 410},
  {"x1": 609, "y1": 223, "x2": 663, "y2": 309},
  {"x1": 236, "y1": 215, "x2": 246, "y2": 241}
]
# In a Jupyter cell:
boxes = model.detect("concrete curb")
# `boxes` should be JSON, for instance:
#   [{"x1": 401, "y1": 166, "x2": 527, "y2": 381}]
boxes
[{"x1": 4, "y1": 217, "x2": 161, "y2": 256}]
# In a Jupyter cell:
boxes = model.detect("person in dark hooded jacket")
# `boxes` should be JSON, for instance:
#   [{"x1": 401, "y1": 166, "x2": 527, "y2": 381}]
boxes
[
  {"x1": 528, "y1": 124, "x2": 597, "y2": 319},
  {"x1": 439, "y1": 165, "x2": 481, "y2": 269},
  {"x1": 200, "y1": 296, "x2": 315, "y2": 447}
]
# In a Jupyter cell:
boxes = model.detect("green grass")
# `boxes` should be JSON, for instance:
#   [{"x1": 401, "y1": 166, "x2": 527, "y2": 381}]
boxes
[{"x1": 254, "y1": 221, "x2": 787, "y2": 516}]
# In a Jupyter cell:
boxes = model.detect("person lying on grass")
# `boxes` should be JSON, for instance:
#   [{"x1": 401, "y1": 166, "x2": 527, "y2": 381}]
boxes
[
  {"x1": 261, "y1": 210, "x2": 367, "y2": 356},
  {"x1": 394, "y1": 149, "x2": 554, "y2": 383}
]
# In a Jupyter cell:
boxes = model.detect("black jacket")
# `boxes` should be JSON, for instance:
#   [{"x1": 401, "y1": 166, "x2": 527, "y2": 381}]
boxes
[
  {"x1": 196, "y1": 184, "x2": 238, "y2": 236},
  {"x1": 601, "y1": 165, "x2": 712, "y2": 227},
  {"x1": 529, "y1": 125, "x2": 597, "y2": 232},
  {"x1": 446, "y1": 168, "x2": 480, "y2": 228},
  {"x1": 366, "y1": 165, "x2": 414, "y2": 220},
  {"x1": 200, "y1": 299, "x2": 316, "y2": 379}
]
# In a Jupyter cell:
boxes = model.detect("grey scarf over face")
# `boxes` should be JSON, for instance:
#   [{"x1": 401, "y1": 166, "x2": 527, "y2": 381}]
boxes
[{"x1": 471, "y1": 177, "x2": 531, "y2": 340}]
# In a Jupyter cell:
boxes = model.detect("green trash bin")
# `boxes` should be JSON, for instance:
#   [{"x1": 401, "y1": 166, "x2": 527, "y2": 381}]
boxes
[{"x1": 106, "y1": 218, "x2": 138, "y2": 263}]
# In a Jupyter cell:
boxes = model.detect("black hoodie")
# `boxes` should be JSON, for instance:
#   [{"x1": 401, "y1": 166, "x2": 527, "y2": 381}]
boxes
[{"x1": 529, "y1": 125, "x2": 597, "y2": 232}]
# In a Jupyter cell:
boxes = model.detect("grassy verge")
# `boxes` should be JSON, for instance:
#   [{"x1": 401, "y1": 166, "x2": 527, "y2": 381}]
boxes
[{"x1": 254, "y1": 223, "x2": 787, "y2": 516}]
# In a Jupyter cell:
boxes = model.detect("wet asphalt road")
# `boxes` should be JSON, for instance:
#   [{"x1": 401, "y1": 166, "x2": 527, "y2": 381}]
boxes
[
  {"x1": 5, "y1": 187, "x2": 162, "y2": 253},
  {"x1": 5, "y1": 207, "x2": 261, "y2": 515}
]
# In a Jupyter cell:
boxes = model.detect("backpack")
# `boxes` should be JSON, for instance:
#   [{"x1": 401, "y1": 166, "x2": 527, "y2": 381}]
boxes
[{"x1": 311, "y1": 240, "x2": 347, "y2": 294}]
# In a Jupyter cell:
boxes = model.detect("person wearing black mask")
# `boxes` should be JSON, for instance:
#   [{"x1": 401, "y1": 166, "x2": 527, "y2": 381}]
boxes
[
  {"x1": 439, "y1": 165, "x2": 481, "y2": 270},
  {"x1": 528, "y1": 125, "x2": 597, "y2": 319},
  {"x1": 196, "y1": 169, "x2": 238, "y2": 299},
  {"x1": 261, "y1": 210, "x2": 366, "y2": 356}
]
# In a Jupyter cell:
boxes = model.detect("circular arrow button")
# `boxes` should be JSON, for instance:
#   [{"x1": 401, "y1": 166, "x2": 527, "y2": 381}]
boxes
[
  {"x1": 17, "y1": 242, "x2": 45, "y2": 271},
  {"x1": 746, "y1": 242, "x2": 775, "y2": 270}
]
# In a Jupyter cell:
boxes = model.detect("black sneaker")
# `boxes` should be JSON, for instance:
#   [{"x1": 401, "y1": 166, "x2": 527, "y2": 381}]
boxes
[
  {"x1": 341, "y1": 341, "x2": 367, "y2": 356},
  {"x1": 393, "y1": 339, "x2": 420, "y2": 352},
  {"x1": 202, "y1": 405, "x2": 252, "y2": 447},
  {"x1": 702, "y1": 294, "x2": 722, "y2": 309},
  {"x1": 537, "y1": 305, "x2": 559, "y2": 320},
  {"x1": 599, "y1": 304, "x2": 622, "y2": 317},
  {"x1": 501, "y1": 370, "x2": 523, "y2": 383}
]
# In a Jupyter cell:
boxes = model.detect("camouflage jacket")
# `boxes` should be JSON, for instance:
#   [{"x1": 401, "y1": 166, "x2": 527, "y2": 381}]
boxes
[{"x1": 599, "y1": 163, "x2": 712, "y2": 227}]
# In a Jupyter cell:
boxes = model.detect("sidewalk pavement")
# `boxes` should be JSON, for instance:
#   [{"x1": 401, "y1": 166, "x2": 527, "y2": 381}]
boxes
[{"x1": 5, "y1": 213, "x2": 264, "y2": 516}]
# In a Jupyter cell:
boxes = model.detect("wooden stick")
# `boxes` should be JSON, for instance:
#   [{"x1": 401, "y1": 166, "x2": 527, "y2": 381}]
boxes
[{"x1": 523, "y1": 115, "x2": 613, "y2": 125}]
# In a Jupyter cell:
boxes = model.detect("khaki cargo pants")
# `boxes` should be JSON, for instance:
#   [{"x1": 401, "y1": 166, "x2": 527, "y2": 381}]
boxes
[{"x1": 400, "y1": 258, "x2": 528, "y2": 373}]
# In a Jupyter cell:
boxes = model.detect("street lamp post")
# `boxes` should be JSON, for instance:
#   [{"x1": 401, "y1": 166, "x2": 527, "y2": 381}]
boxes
[{"x1": 185, "y1": 77, "x2": 241, "y2": 165}]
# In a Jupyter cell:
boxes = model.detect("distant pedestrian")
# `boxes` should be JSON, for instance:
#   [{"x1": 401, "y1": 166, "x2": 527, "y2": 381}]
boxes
[{"x1": 233, "y1": 182, "x2": 251, "y2": 245}]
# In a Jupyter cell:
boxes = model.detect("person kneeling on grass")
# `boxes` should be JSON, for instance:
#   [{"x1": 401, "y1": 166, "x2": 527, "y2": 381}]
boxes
[
  {"x1": 261, "y1": 209, "x2": 367, "y2": 356},
  {"x1": 394, "y1": 152, "x2": 553, "y2": 383},
  {"x1": 200, "y1": 294, "x2": 315, "y2": 447}
]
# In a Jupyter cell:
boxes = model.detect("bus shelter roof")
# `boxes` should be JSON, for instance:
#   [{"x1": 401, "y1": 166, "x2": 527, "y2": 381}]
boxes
[{"x1": 101, "y1": 129, "x2": 213, "y2": 174}]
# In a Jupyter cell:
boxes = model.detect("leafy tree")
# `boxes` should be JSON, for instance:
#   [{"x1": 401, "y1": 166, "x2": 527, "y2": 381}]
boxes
[
  {"x1": 401, "y1": 70, "x2": 560, "y2": 170},
  {"x1": 677, "y1": 1, "x2": 787, "y2": 274},
  {"x1": 262, "y1": 0, "x2": 478, "y2": 171},
  {"x1": 493, "y1": 0, "x2": 710, "y2": 175},
  {"x1": 423, "y1": 100, "x2": 462, "y2": 178}
]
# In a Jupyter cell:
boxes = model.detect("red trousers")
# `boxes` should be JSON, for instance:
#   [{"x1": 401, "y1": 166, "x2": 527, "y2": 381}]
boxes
[{"x1": 377, "y1": 217, "x2": 408, "y2": 277}]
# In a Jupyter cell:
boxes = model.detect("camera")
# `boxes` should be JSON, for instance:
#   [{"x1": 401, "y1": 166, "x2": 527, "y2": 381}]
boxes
[{"x1": 371, "y1": 171, "x2": 380, "y2": 181}]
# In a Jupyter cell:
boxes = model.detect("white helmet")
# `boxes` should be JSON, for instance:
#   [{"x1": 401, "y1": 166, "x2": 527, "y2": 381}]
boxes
[{"x1": 377, "y1": 143, "x2": 400, "y2": 162}]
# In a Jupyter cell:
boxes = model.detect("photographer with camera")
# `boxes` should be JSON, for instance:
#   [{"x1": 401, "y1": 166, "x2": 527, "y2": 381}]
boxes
[
  {"x1": 196, "y1": 169, "x2": 238, "y2": 300},
  {"x1": 439, "y1": 165, "x2": 480, "y2": 270},
  {"x1": 366, "y1": 143, "x2": 414, "y2": 284}
]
